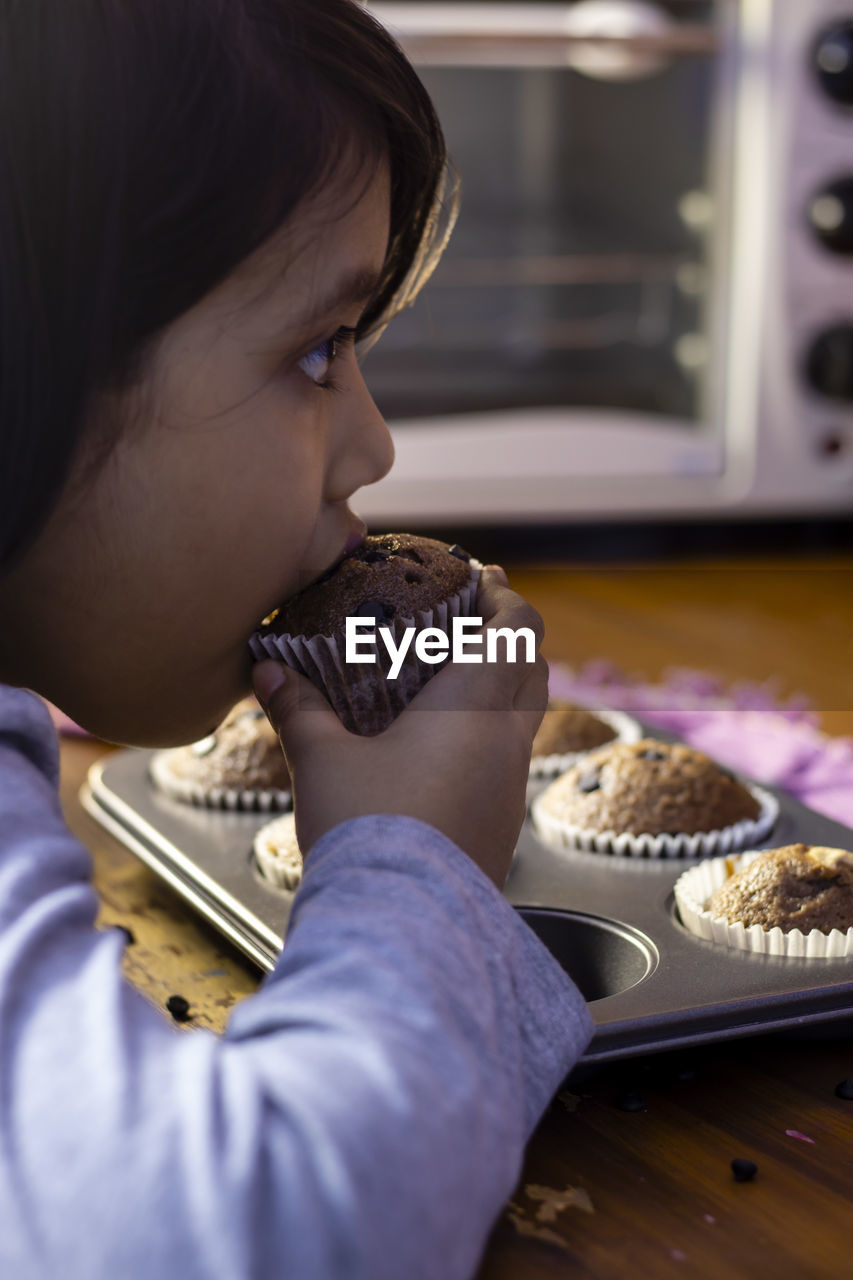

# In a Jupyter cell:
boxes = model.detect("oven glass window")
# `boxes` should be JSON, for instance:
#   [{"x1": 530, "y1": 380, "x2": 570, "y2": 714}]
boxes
[{"x1": 363, "y1": 2, "x2": 721, "y2": 427}]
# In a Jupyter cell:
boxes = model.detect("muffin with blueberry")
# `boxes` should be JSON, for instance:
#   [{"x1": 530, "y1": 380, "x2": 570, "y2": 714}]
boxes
[
  {"x1": 529, "y1": 699, "x2": 641, "y2": 780},
  {"x1": 249, "y1": 533, "x2": 481, "y2": 735},
  {"x1": 149, "y1": 697, "x2": 291, "y2": 811},
  {"x1": 674, "y1": 844, "x2": 853, "y2": 956},
  {"x1": 532, "y1": 738, "x2": 777, "y2": 858}
]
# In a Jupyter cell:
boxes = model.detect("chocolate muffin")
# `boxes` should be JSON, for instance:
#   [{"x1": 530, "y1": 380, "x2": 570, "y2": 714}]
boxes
[
  {"x1": 705, "y1": 845, "x2": 853, "y2": 934},
  {"x1": 149, "y1": 697, "x2": 291, "y2": 811},
  {"x1": 249, "y1": 533, "x2": 481, "y2": 735},
  {"x1": 261, "y1": 533, "x2": 475, "y2": 639},
  {"x1": 532, "y1": 738, "x2": 777, "y2": 857}
]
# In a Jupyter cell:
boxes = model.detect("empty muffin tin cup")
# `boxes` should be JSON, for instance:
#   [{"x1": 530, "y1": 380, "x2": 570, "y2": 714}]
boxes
[
  {"x1": 674, "y1": 853, "x2": 853, "y2": 957},
  {"x1": 531, "y1": 784, "x2": 779, "y2": 859},
  {"x1": 517, "y1": 908, "x2": 657, "y2": 1000}
]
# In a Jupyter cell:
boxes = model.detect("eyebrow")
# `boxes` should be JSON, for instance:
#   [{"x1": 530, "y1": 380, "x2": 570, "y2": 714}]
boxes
[{"x1": 288, "y1": 266, "x2": 384, "y2": 336}]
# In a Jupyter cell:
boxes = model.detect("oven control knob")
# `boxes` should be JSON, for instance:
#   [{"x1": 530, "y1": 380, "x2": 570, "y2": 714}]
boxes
[
  {"x1": 805, "y1": 324, "x2": 853, "y2": 401},
  {"x1": 814, "y1": 22, "x2": 853, "y2": 104},
  {"x1": 808, "y1": 178, "x2": 853, "y2": 253}
]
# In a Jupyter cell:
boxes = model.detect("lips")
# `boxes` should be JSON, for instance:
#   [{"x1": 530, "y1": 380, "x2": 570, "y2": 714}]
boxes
[
  {"x1": 342, "y1": 520, "x2": 367, "y2": 556},
  {"x1": 252, "y1": 519, "x2": 367, "y2": 637},
  {"x1": 312, "y1": 520, "x2": 366, "y2": 584}
]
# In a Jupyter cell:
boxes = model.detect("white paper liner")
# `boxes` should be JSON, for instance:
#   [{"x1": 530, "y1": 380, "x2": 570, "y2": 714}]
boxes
[
  {"x1": 531, "y1": 782, "x2": 779, "y2": 859},
  {"x1": 529, "y1": 707, "x2": 643, "y2": 780},
  {"x1": 253, "y1": 813, "x2": 303, "y2": 890},
  {"x1": 249, "y1": 560, "x2": 482, "y2": 735},
  {"x1": 674, "y1": 852, "x2": 853, "y2": 957},
  {"x1": 148, "y1": 750, "x2": 292, "y2": 814}
]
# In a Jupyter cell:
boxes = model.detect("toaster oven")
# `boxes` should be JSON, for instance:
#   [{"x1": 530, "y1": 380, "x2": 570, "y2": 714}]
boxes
[{"x1": 356, "y1": 1, "x2": 853, "y2": 523}]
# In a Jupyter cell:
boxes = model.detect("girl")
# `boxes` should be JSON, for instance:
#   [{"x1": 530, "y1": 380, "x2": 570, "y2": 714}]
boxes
[{"x1": 0, "y1": 2, "x2": 593, "y2": 1276}]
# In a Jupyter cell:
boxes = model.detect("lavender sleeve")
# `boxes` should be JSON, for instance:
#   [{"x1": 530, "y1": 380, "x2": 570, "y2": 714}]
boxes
[{"x1": 0, "y1": 685, "x2": 593, "y2": 1280}]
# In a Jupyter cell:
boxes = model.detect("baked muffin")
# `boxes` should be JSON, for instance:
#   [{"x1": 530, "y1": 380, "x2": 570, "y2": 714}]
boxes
[
  {"x1": 532, "y1": 738, "x2": 777, "y2": 857},
  {"x1": 533, "y1": 701, "x2": 617, "y2": 755},
  {"x1": 149, "y1": 697, "x2": 291, "y2": 811},
  {"x1": 674, "y1": 845, "x2": 853, "y2": 956},
  {"x1": 529, "y1": 700, "x2": 641, "y2": 779},
  {"x1": 706, "y1": 845, "x2": 853, "y2": 933},
  {"x1": 253, "y1": 812, "x2": 303, "y2": 890},
  {"x1": 249, "y1": 533, "x2": 481, "y2": 735},
  {"x1": 262, "y1": 533, "x2": 475, "y2": 638}
]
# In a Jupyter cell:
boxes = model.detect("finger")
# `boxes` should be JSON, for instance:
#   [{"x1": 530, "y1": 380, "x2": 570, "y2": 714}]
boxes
[
  {"x1": 484, "y1": 600, "x2": 545, "y2": 655},
  {"x1": 476, "y1": 579, "x2": 546, "y2": 650},
  {"x1": 512, "y1": 653, "x2": 550, "y2": 723},
  {"x1": 252, "y1": 661, "x2": 345, "y2": 762},
  {"x1": 476, "y1": 567, "x2": 519, "y2": 623},
  {"x1": 453, "y1": 594, "x2": 545, "y2": 708},
  {"x1": 408, "y1": 622, "x2": 542, "y2": 715}
]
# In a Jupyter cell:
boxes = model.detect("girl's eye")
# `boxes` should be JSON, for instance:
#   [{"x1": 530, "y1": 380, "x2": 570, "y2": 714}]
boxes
[
  {"x1": 297, "y1": 326, "x2": 357, "y2": 388},
  {"x1": 298, "y1": 337, "x2": 336, "y2": 386}
]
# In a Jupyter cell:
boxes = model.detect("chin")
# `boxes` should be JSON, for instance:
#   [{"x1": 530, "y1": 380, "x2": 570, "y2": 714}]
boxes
[
  {"x1": 68, "y1": 680, "x2": 251, "y2": 750},
  {"x1": 71, "y1": 712, "x2": 213, "y2": 751}
]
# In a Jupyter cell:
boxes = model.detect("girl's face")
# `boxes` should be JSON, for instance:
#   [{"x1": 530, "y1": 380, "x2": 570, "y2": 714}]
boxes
[{"x1": 0, "y1": 163, "x2": 395, "y2": 745}]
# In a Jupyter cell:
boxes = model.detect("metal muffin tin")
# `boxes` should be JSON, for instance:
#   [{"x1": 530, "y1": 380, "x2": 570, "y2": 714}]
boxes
[{"x1": 82, "y1": 743, "x2": 853, "y2": 1064}]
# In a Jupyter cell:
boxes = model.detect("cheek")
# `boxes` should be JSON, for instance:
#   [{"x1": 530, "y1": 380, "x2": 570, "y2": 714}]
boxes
[
  {"x1": 201, "y1": 452, "x2": 327, "y2": 605},
  {"x1": 94, "y1": 389, "x2": 329, "y2": 637},
  {"x1": 245, "y1": 396, "x2": 330, "y2": 519},
  {"x1": 147, "y1": 401, "x2": 321, "y2": 562}
]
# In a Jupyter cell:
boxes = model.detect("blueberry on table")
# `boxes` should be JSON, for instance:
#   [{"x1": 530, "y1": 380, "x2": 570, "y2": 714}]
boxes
[
  {"x1": 731, "y1": 1158, "x2": 758, "y2": 1182},
  {"x1": 166, "y1": 995, "x2": 191, "y2": 1023}
]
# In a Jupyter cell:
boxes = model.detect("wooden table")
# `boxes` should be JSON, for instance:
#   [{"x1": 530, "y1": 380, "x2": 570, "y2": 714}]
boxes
[{"x1": 59, "y1": 555, "x2": 853, "y2": 1278}]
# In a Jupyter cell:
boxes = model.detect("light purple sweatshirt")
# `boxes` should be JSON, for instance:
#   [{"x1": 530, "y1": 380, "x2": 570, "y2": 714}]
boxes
[{"x1": 0, "y1": 684, "x2": 593, "y2": 1280}]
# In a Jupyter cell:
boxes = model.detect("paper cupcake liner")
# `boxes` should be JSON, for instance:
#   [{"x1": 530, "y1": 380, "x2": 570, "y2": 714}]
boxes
[
  {"x1": 253, "y1": 813, "x2": 303, "y2": 890},
  {"x1": 528, "y1": 708, "x2": 643, "y2": 780},
  {"x1": 148, "y1": 751, "x2": 292, "y2": 814},
  {"x1": 674, "y1": 852, "x2": 853, "y2": 957},
  {"x1": 531, "y1": 783, "x2": 779, "y2": 859},
  {"x1": 249, "y1": 561, "x2": 482, "y2": 735}
]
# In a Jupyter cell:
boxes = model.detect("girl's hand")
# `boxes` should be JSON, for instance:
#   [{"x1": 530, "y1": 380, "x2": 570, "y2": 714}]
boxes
[{"x1": 252, "y1": 568, "x2": 548, "y2": 888}]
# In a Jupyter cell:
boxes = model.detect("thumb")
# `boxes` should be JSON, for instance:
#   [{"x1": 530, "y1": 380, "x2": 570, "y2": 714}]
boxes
[{"x1": 251, "y1": 661, "x2": 342, "y2": 760}]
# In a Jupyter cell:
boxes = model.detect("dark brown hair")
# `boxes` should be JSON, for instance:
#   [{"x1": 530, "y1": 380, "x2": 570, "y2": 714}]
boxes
[{"x1": 0, "y1": 0, "x2": 448, "y2": 568}]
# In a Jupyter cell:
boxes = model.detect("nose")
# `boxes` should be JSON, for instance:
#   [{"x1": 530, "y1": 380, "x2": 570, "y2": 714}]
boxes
[{"x1": 325, "y1": 360, "x2": 395, "y2": 502}]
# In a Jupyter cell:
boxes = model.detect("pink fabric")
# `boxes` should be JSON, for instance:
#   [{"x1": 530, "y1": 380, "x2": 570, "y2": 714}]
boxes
[{"x1": 549, "y1": 661, "x2": 853, "y2": 828}]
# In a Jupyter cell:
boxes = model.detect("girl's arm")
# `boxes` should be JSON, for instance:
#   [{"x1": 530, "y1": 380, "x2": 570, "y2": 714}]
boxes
[{"x1": 0, "y1": 686, "x2": 592, "y2": 1280}]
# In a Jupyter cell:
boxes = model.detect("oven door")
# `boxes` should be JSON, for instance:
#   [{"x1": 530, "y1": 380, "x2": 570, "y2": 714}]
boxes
[{"x1": 357, "y1": 2, "x2": 747, "y2": 522}]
